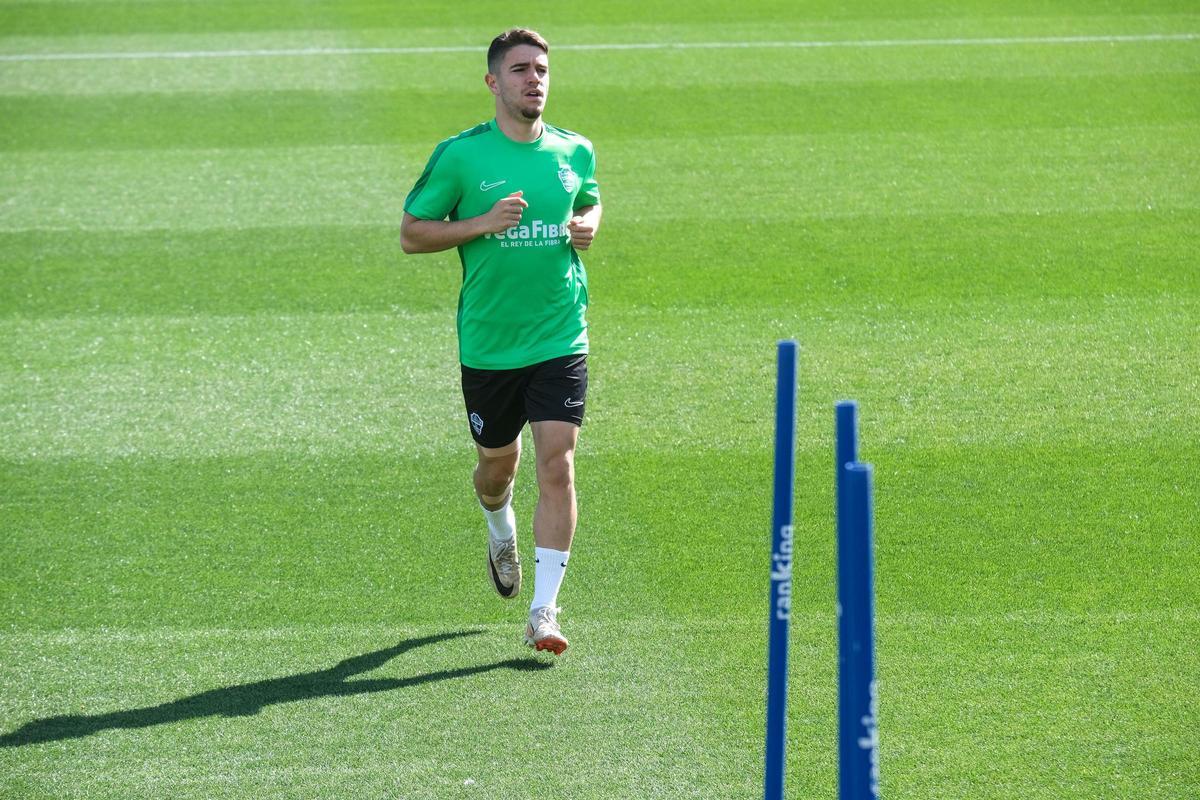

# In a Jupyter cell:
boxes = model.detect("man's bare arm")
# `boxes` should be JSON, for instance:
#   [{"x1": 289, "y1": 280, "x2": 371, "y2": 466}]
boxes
[
  {"x1": 567, "y1": 204, "x2": 602, "y2": 251},
  {"x1": 401, "y1": 191, "x2": 528, "y2": 254}
]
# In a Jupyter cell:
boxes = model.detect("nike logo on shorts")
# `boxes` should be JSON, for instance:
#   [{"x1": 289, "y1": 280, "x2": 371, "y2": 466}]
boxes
[{"x1": 564, "y1": 398, "x2": 583, "y2": 408}]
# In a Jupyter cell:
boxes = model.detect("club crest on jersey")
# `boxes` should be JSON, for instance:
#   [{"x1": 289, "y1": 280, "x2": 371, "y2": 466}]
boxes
[{"x1": 557, "y1": 166, "x2": 578, "y2": 193}]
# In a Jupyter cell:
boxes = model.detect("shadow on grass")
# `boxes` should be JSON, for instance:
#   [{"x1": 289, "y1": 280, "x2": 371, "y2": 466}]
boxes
[{"x1": 1, "y1": 629, "x2": 549, "y2": 748}]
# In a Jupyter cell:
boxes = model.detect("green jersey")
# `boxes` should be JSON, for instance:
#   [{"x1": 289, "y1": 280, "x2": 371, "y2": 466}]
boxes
[{"x1": 404, "y1": 119, "x2": 600, "y2": 370}]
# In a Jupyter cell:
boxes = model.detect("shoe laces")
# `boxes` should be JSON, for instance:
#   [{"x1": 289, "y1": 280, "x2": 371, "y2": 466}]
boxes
[
  {"x1": 492, "y1": 537, "x2": 518, "y2": 578},
  {"x1": 530, "y1": 605, "x2": 561, "y2": 630}
]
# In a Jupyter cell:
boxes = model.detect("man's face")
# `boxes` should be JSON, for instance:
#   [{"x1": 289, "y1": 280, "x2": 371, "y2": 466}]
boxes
[{"x1": 488, "y1": 44, "x2": 549, "y2": 121}]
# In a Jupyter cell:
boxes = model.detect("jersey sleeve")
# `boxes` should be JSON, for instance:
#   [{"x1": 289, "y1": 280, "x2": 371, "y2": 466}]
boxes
[
  {"x1": 404, "y1": 140, "x2": 461, "y2": 220},
  {"x1": 574, "y1": 145, "x2": 600, "y2": 210}
]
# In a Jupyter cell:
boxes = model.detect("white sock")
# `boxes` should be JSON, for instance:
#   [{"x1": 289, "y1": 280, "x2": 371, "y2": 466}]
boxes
[
  {"x1": 481, "y1": 496, "x2": 515, "y2": 542},
  {"x1": 531, "y1": 547, "x2": 570, "y2": 610}
]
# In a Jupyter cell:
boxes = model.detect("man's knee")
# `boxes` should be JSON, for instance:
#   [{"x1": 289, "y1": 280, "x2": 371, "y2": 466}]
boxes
[
  {"x1": 538, "y1": 452, "x2": 574, "y2": 493},
  {"x1": 476, "y1": 448, "x2": 520, "y2": 502},
  {"x1": 479, "y1": 460, "x2": 516, "y2": 488}
]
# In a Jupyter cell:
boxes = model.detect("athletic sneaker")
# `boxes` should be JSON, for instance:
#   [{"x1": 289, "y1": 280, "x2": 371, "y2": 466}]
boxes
[
  {"x1": 524, "y1": 605, "x2": 568, "y2": 655},
  {"x1": 487, "y1": 536, "x2": 521, "y2": 599}
]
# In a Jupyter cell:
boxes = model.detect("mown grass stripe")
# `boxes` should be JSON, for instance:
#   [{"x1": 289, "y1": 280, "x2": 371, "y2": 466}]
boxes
[
  {"x1": 3, "y1": 125, "x2": 1196, "y2": 232},
  {"x1": 0, "y1": 32, "x2": 1196, "y2": 62},
  {"x1": 5, "y1": 75, "x2": 1197, "y2": 152},
  {"x1": 3, "y1": 609, "x2": 1197, "y2": 644}
]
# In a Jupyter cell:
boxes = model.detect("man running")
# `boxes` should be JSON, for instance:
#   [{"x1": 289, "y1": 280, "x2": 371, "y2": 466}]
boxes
[{"x1": 400, "y1": 28, "x2": 601, "y2": 655}]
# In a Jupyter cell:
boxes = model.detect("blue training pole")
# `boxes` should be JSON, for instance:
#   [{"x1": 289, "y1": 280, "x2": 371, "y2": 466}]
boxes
[
  {"x1": 835, "y1": 401, "x2": 858, "y2": 517},
  {"x1": 764, "y1": 340, "x2": 798, "y2": 800},
  {"x1": 837, "y1": 400, "x2": 879, "y2": 799}
]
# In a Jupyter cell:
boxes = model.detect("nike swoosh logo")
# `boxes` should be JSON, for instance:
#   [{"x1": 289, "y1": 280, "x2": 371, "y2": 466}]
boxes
[
  {"x1": 489, "y1": 550, "x2": 517, "y2": 597},
  {"x1": 564, "y1": 398, "x2": 584, "y2": 408},
  {"x1": 480, "y1": 179, "x2": 506, "y2": 192}
]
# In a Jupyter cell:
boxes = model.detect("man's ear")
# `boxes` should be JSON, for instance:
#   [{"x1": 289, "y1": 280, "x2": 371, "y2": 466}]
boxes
[{"x1": 484, "y1": 73, "x2": 499, "y2": 96}]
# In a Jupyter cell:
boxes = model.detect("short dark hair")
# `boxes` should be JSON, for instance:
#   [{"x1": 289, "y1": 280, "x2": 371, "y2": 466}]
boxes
[{"x1": 487, "y1": 28, "x2": 549, "y2": 74}]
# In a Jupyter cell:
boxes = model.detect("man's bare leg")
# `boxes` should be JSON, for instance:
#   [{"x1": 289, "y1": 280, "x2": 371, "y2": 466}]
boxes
[
  {"x1": 474, "y1": 437, "x2": 520, "y2": 511},
  {"x1": 530, "y1": 420, "x2": 578, "y2": 551},
  {"x1": 523, "y1": 420, "x2": 579, "y2": 654}
]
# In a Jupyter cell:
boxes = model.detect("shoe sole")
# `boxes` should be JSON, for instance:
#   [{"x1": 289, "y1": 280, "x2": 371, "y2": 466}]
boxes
[
  {"x1": 487, "y1": 546, "x2": 521, "y2": 599},
  {"x1": 524, "y1": 628, "x2": 568, "y2": 655}
]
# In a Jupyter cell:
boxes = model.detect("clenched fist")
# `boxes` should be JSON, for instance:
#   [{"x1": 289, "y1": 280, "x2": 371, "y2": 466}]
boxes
[
  {"x1": 480, "y1": 191, "x2": 528, "y2": 234},
  {"x1": 567, "y1": 215, "x2": 595, "y2": 250}
]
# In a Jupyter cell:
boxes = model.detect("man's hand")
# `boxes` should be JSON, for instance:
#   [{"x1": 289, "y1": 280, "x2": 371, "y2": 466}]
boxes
[
  {"x1": 567, "y1": 215, "x2": 596, "y2": 251},
  {"x1": 480, "y1": 191, "x2": 528, "y2": 234}
]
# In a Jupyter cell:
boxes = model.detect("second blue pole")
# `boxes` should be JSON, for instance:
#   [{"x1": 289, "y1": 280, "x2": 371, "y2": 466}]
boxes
[{"x1": 836, "y1": 400, "x2": 880, "y2": 799}]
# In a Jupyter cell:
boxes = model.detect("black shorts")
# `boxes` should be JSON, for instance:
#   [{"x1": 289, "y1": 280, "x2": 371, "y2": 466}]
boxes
[{"x1": 461, "y1": 354, "x2": 588, "y2": 448}]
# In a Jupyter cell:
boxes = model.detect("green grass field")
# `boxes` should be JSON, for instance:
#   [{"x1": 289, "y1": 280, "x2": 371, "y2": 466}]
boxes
[{"x1": 2, "y1": 1, "x2": 1198, "y2": 797}]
